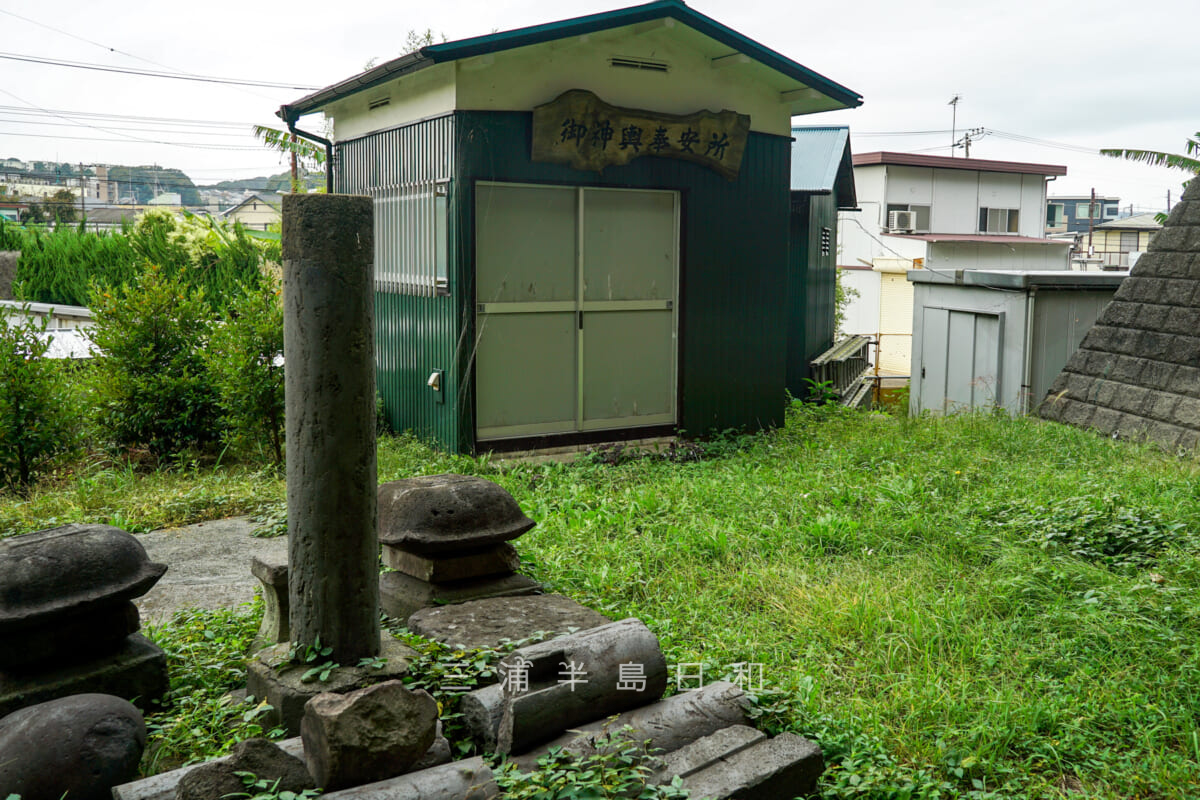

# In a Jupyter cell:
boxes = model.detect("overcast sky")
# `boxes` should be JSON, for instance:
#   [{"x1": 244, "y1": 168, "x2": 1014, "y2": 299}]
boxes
[{"x1": 1, "y1": 0, "x2": 1194, "y2": 210}]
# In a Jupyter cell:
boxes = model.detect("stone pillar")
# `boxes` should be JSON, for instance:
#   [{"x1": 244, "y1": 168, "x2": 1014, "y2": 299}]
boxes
[{"x1": 282, "y1": 193, "x2": 379, "y2": 662}]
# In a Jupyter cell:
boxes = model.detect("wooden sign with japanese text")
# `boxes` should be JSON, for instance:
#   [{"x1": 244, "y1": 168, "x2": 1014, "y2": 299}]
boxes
[{"x1": 531, "y1": 90, "x2": 751, "y2": 181}]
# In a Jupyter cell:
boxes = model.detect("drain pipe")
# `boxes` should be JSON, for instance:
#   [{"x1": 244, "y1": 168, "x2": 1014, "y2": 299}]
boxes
[{"x1": 280, "y1": 108, "x2": 334, "y2": 194}]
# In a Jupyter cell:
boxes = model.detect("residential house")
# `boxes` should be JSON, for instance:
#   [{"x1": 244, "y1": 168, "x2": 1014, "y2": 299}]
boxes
[
  {"x1": 788, "y1": 125, "x2": 857, "y2": 395},
  {"x1": 1086, "y1": 212, "x2": 1162, "y2": 269},
  {"x1": 221, "y1": 194, "x2": 281, "y2": 231},
  {"x1": 839, "y1": 152, "x2": 1070, "y2": 375},
  {"x1": 1046, "y1": 194, "x2": 1120, "y2": 235},
  {"x1": 279, "y1": 0, "x2": 862, "y2": 453}
]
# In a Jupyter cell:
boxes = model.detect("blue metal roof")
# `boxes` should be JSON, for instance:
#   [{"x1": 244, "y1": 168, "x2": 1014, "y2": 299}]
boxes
[
  {"x1": 791, "y1": 125, "x2": 857, "y2": 208},
  {"x1": 282, "y1": 0, "x2": 862, "y2": 120}
]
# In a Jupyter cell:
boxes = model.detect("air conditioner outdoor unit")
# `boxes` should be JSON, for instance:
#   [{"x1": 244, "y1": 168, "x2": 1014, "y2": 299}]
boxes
[{"x1": 888, "y1": 210, "x2": 916, "y2": 232}]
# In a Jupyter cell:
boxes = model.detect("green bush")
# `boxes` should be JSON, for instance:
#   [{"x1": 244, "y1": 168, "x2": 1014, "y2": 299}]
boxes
[
  {"x1": 89, "y1": 267, "x2": 221, "y2": 459},
  {"x1": 0, "y1": 310, "x2": 77, "y2": 493},
  {"x1": 206, "y1": 279, "x2": 285, "y2": 465}
]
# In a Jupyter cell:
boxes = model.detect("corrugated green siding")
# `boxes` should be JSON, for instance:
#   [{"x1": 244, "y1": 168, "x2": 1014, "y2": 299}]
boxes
[
  {"x1": 787, "y1": 193, "x2": 837, "y2": 397},
  {"x1": 454, "y1": 110, "x2": 792, "y2": 442},
  {"x1": 337, "y1": 115, "x2": 461, "y2": 451}
]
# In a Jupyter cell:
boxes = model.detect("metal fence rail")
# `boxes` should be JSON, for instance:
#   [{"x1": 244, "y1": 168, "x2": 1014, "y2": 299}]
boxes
[{"x1": 810, "y1": 335, "x2": 873, "y2": 406}]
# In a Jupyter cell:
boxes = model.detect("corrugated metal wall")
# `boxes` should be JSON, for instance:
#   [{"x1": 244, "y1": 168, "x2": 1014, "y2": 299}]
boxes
[
  {"x1": 454, "y1": 111, "x2": 792, "y2": 441},
  {"x1": 786, "y1": 193, "x2": 836, "y2": 398},
  {"x1": 337, "y1": 115, "x2": 462, "y2": 450}
]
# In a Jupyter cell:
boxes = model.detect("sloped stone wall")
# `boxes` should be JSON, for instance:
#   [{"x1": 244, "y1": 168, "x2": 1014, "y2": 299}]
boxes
[{"x1": 1040, "y1": 179, "x2": 1200, "y2": 449}]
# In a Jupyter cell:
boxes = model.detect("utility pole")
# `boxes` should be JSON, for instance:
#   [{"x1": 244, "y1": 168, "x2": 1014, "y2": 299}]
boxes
[
  {"x1": 79, "y1": 162, "x2": 85, "y2": 221},
  {"x1": 1087, "y1": 187, "x2": 1096, "y2": 258},
  {"x1": 1167, "y1": 190, "x2": 1172, "y2": 212},
  {"x1": 948, "y1": 95, "x2": 961, "y2": 156}
]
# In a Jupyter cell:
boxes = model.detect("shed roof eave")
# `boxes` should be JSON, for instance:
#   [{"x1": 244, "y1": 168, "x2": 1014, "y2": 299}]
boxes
[{"x1": 279, "y1": 0, "x2": 862, "y2": 121}]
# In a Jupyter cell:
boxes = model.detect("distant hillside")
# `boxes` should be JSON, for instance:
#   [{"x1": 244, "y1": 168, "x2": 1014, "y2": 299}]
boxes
[
  {"x1": 108, "y1": 165, "x2": 200, "y2": 205},
  {"x1": 200, "y1": 171, "x2": 324, "y2": 192}
]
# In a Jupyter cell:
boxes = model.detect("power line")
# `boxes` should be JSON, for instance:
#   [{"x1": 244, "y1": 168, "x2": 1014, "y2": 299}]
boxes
[
  {"x1": 0, "y1": 51, "x2": 318, "y2": 90},
  {"x1": 0, "y1": 105, "x2": 258, "y2": 128},
  {"x1": 0, "y1": 130, "x2": 268, "y2": 150},
  {"x1": 0, "y1": 119, "x2": 257, "y2": 139}
]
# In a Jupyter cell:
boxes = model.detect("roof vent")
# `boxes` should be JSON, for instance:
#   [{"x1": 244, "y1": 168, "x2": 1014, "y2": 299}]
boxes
[
  {"x1": 368, "y1": 96, "x2": 391, "y2": 110},
  {"x1": 610, "y1": 56, "x2": 669, "y2": 72}
]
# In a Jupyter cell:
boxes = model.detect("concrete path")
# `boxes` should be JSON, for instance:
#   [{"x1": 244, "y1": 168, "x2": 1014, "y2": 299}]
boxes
[{"x1": 134, "y1": 516, "x2": 287, "y2": 625}]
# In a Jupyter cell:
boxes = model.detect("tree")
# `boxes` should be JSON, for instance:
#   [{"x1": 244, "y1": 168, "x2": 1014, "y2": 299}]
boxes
[
  {"x1": 0, "y1": 311, "x2": 77, "y2": 493},
  {"x1": 1102, "y1": 133, "x2": 1198, "y2": 220},
  {"x1": 42, "y1": 189, "x2": 78, "y2": 224},
  {"x1": 1101, "y1": 133, "x2": 1200, "y2": 175},
  {"x1": 252, "y1": 126, "x2": 326, "y2": 194}
]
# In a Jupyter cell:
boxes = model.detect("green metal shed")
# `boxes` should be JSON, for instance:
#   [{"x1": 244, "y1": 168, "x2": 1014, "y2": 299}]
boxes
[{"x1": 280, "y1": 0, "x2": 862, "y2": 453}]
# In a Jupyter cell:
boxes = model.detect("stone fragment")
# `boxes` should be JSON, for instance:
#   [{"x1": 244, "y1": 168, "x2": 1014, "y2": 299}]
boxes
[
  {"x1": 497, "y1": 618, "x2": 668, "y2": 754},
  {"x1": 0, "y1": 693, "x2": 146, "y2": 800},
  {"x1": 0, "y1": 524, "x2": 166, "y2": 630},
  {"x1": 0, "y1": 601, "x2": 141, "y2": 669},
  {"x1": 379, "y1": 570, "x2": 542, "y2": 621},
  {"x1": 408, "y1": 594, "x2": 611, "y2": 650},
  {"x1": 377, "y1": 474, "x2": 535, "y2": 555},
  {"x1": 649, "y1": 724, "x2": 766, "y2": 783},
  {"x1": 175, "y1": 738, "x2": 314, "y2": 800},
  {"x1": 251, "y1": 554, "x2": 290, "y2": 647},
  {"x1": 0, "y1": 633, "x2": 169, "y2": 718},
  {"x1": 245, "y1": 634, "x2": 416, "y2": 736},
  {"x1": 460, "y1": 683, "x2": 505, "y2": 752},
  {"x1": 113, "y1": 731, "x2": 450, "y2": 800},
  {"x1": 509, "y1": 681, "x2": 752, "y2": 770},
  {"x1": 317, "y1": 757, "x2": 499, "y2": 800},
  {"x1": 301, "y1": 680, "x2": 439, "y2": 791},
  {"x1": 678, "y1": 732, "x2": 824, "y2": 800},
  {"x1": 382, "y1": 542, "x2": 520, "y2": 582}
]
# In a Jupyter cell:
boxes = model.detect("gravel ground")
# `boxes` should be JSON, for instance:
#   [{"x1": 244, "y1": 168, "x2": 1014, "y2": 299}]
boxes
[{"x1": 134, "y1": 516, "x2": 287, "y2": 625}]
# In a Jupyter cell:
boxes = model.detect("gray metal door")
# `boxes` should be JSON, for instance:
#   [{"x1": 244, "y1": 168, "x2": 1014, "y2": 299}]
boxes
[
  {"x1": 475, "y1": 183, "x2": 678, "y2": 441},
  {"x1": 918, "y1": 307, "x2": 1004, "y2": 413}
]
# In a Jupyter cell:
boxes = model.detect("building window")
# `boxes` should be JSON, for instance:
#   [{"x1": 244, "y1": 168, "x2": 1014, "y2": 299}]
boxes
[
  {"x1": 1046, "y1": 203, "x2": 1065, "y2": 228},
  {"x1": 979, "y1": 207, "x2": 1019, "y2": 234},
  {"x1": 370, "y1": 180, "x2": 449, "y2": 297},
  {"x1": 885, "y1": 203, "x2": 931, "y2": 232},
  {"x1": 1119, "y1": 231, "x2": 1139, "y2": 253},
  {"x1": 1075, "y1": 202, "x2": 1103, "y2": 220}
]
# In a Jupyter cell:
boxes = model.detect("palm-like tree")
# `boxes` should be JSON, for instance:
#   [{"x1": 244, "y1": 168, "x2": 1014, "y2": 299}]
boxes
[{"x1": 1101, "y1": 133, "x2": 1199, "y2": 174}]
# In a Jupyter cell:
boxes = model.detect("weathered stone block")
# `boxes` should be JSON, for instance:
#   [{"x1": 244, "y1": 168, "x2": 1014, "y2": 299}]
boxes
[
  {"x1": 1183, "y1": 226, "x2": 1200, "y2": 253},
  {"x1": 497, "y1": 618, "x2": 668, "y2": 754},
  {"x1": 1146, "y1": 391, "x2": 1181, "y2": 424},
  {"x1": 1163, "y1": 307, "x2": 1197, "y2": 336},
  {"x1": 1111, "y1": 384, "x2": 1151, "y2": 415},
  {"x1": 1108, "y1": 356, "x2": 1147, "y2": 385},
  {"x1": 0, "y1": 524, "x2": 166, "y2": 632},
  {"x1": 317, "y1": 757, "x2": 499, "y2": 800},
  {"x1": 1093, "y1": 379, "x2": 1120, "y2": 408},
  {"x1": 245, "y1": 634, "x2": 416, "y2": 736},
  {"x1": 0, "y1": 634, "x2": 168, "y2": 718},
  {"x1": 408, "y1": 594, "x2": 611, "y2": 650},
  {"x1": 1172, "y1": 365, "x2": 1200, "y2": 397},
  {"x1": 251, "y1": 555, "x2": 290, "y2": 647},
  {"x1": 0, "y1": 693, "x2": 145, "y2": 800},
  {"x1": 302, "y1": 681, "x2": 438, "y2": 791},
  {"x1": 1166, "y1": 335, "x2": 1200, "y2": 366},
  {"x1": 1136, "y1": 331, "x2": 1174, "y2": 360},
  {"x1": 1184, "y1": 253, "x2": 1200, "y2": 282},
  {"x1": 650, "y1": 724, "x2": 766, "y2": 783},
  {"x1": 461, "y1": 683, "x2": 505, "y2": 752},
  {"x1": 1172, "y1": 397, "x2": 1200, "y2": 429},
  {"x1": 1163, "y1": 279, "x2": 1198, "y2": 305},
  {"x1": 1089, "y1": 407, "x2": 1123, "y2": 436},
  {"x1": 0, "y1": 601, "x2": 141, "y2": 670},
  {"x1": 378, "y1": 474, "x2": 535, "y2": 556},
  {"x1": 379, "y1": 570, "x2": 542, "y2": 622},
  {"x1": 1103, "y1": 301, "x2": 1141, "y2": 328},
  {"x1": 382, "y1": 542, "x2": 520, "y2": 582},
  {"x1": 1165, "y1": 199, "x2": 1194, "y2": 228},
  {"x1": 1151, "y1": 226, "x2": 1188, "y2": 252},
  {"x1": 1060, "y1": 399, "x2": 1097, "y2": 429},
  {"x1": 176, "y1": 738, "x2": 313, "y2": 800},
  {"x1": 509, "y1": 681, "x2": 752, "y2": 771},
  {"x1": 678, "y1": 732, "x2": 825, "y2": 800},
  {"x1": 1134, "y1": 304, "x2": 1170, "y2": 332}
]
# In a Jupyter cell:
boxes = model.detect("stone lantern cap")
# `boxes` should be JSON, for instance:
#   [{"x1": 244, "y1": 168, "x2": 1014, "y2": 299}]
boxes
[
  {"x1": 0, "y1": 524, "x2": 167, "y2": 632},
  {"x1": 378, "y1": 474, "x2": 536, "y2": 555}
]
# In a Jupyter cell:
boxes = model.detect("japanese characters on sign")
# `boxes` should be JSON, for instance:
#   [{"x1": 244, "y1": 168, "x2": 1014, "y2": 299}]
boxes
[
  {"x1": 531, "y1": 89, "x2": 751, "y2": 181},
  {"x1": 487, "y1": 658, "x2": 767, "y2": 694}
]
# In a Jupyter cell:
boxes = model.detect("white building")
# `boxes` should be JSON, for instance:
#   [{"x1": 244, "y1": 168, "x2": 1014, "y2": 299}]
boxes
[{"x1": 839, "y1": 152, "x2": 1071, "y2": 375}]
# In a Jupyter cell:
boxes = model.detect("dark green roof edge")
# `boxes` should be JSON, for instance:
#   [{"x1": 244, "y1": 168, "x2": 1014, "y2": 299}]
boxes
[{"x1": 282, "y1": 0, "x2": 862, "y2": 120}]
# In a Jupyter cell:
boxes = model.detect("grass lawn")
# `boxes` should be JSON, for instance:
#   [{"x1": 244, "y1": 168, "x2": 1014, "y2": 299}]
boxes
[{"x1": 4, "y1": 405, "x2": 1200, "y2": 798}]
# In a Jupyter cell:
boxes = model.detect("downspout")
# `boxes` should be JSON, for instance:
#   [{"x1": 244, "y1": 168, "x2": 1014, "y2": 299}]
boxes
[
  {"x1": 1021, "y1": 285, "x2": 1037, "y2": 415},
  {"x1": 280, "y1": 107, "x2": 334, "y2": 194}
]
